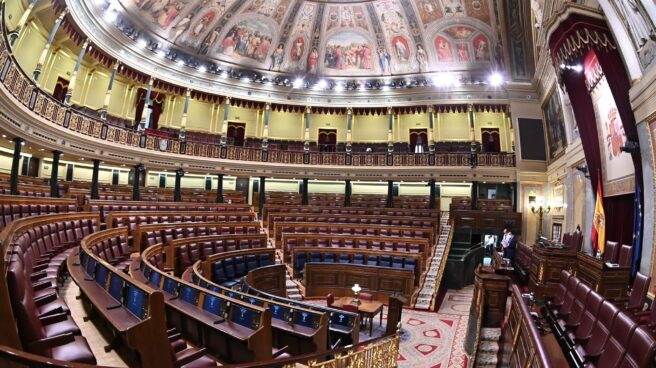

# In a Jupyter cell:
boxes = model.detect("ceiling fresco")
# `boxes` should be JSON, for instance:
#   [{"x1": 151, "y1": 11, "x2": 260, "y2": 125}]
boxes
[{"x1": 116, "y1": 0, "x2": 504, "y2": 77}]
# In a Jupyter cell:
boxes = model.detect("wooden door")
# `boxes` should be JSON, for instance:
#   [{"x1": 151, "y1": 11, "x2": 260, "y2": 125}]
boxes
[
  {"x1": 409, "y1": 129, "x2": 428, "y2": 153},
  {"x1": 53, "y1": 77, "x2": 69, "y2": 103},
  {"x1": 318, "y1": 129, "x2": 337, "y2": 152},
  {"x1": 481, "y1": 128, "x2": 501, "y2": 152},
  {"x1": 227, "y1": 123, "x2": 246, "y2": 146}
]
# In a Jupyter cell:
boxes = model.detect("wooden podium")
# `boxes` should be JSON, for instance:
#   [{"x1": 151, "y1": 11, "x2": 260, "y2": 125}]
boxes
[
  {"x1": 529, "y1": 244, "x2": 577, "y2": 299},
  {"x1": 386, "y1": 294, "x2": 407, "y2": 334},
  {"x1": 575, "y1": 252, "x2": 630, "y2": 304},
  {"x1": 474, "y1": 265, "x2": 511, "y2": 327}
]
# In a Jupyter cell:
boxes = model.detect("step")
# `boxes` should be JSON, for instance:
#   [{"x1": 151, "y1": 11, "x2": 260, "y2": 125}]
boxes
[
  {"x1": 480, "y1": 328, "x2": 502, "y2": 342},
  {"x1": 475, "y1": 351, "x2": 498, "y2": 366}
]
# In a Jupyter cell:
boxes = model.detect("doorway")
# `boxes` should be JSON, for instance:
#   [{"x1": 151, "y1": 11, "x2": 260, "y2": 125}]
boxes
[
  {"x1": 318, "y1": 128, "x2": 337, "y2": 152},
  {"x1": 52, "y1": 77, "x2": 69, "y2": 103},
  {"x1": 227, "y1": 122, "x2": 246, "y2": 146},
  {"x1": 481, "y1": 128, "x2": 501, "y2": 152},
  {"x1": 409, "y1": 129, "x2": 428, "y2": 153}
]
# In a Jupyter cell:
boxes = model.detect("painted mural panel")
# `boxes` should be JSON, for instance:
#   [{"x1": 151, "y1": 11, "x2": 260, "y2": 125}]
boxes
[
  {"x1": 542, "y1": 86, "x2": 567, "y2": 161},
  {"x1": 114, "y1": 0, "x2": 501, "y2": 76}
]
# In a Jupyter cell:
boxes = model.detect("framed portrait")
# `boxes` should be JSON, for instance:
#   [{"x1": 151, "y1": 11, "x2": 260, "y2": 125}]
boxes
[{"x1": 542, "y1": 85, "x2": 568, "y2": 161}]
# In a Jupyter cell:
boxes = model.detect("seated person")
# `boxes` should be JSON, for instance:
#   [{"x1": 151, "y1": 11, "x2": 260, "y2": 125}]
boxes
[{"x1": 501, "y1": 227, "x2": 517, "y2": 260}]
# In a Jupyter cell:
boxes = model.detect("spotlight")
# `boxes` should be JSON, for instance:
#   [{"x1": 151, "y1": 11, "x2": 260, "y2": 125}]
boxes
[
  {"x1": 198, "y1": 65, "x2": 207, "y2": 73},
  {"x1": 137, "y1": 38, "x2": 148, "y2": 48},
  {"x1": 176, "y1": 59, "x2": 185, "y2": 66},
  {"x1": 488, "y1": 73, "x2": 503, "y2": 87},
  {"x1": 315, "y1": 79, "x2": 327, "y2": 90},
  {"x1": 104, "y1": 11, "x2": 118, "y2": 23},
  {"x1": 334, "y1": 83, "x2": 344, "y2": 92},
  {"x1": 293, "y1": 78, "x2": 304, "y2": 89}
]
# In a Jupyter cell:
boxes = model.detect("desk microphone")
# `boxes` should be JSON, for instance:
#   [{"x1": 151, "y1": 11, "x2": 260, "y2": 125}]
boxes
[
  {"x1": 107, "y1": 304, "x2": 122, "y2": 310},
  {"x1": 213, "y1": 317, "x2": 226, "y2": 325}
]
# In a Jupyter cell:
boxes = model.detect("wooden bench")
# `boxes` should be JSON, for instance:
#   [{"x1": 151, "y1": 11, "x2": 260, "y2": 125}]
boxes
[
  {"x1": 72, "y1": 227, "x2": 216, "y2": 367},
  {"x1": 0, "y1": 213, "x2": 100, "y2": 363},
  {"x1": 106, "y1": 210, "x2": 256, "y2": 230},
  {"x1": 138, "y1": 245, "x2": 273, "y2": 363},
  {"x1": 135, "y1": 221, "x2": 261, "y2": 253},
  {"x1": 281, "y1": 231, "x2": 430, "y2": 267},
  {"x1": 84, "y1": 200, "x2": 252, "y2": 223},
  {"x1": 263, "y1": 204, "x2": 439, "y2": 228},
  {"x1": 164, "y1": 234, "x2": 268, "y2": 275},
  {"x1": 303, "y1": 262, "x2": 415, "y2": 306},
  {"x1": 0, "y1": 195, "x2": 77, "y2": 230},
  {"x1": 269, "y1": 213, "x2": 439, "y2": 237},
  {"x1": 272, "y1": 221, "x2": 433, "y2": 253},
  {"x1": 194, "y1": 259, "x2": 360, "y2": 349},
  {"x1": 288, "y1": 245, "x2": 424, "y2": 282}
]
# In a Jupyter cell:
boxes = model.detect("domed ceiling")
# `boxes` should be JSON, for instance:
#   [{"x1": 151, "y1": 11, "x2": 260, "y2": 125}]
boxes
[{"x1": 114, "y1": 0, "x2": 503, "y2": 77}]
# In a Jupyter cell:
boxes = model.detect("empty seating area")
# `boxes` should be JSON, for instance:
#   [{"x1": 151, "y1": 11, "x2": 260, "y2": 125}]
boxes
[
  {"x1": 136, "y1": 221, "x2": 261, "y2": 250},
  {"x1": 511, "y1": 270, "x2": 656, "y2": 367},
  {"x1": 293, "y1": 250, "x2": 418, "y2": 279},
  {"x1": 85, "y1": 200, "x2": 251, "y2": 223},
  {"x1": 0, "y1": 196, "x2": 77, "y2": 230},
  {"x1": 2, "y1": 213, "x2": 100, "y2": 365},
  {"x1": 210, "y1": 251, "x2": 275, "y2": 288}
]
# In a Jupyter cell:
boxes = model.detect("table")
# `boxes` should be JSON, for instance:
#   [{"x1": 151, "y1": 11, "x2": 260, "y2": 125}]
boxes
[{"x1": 332, "y1": 297, "x2": 384, "y2": 336}]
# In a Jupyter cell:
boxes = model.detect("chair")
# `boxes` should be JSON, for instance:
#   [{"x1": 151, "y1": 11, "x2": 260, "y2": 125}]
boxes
[
  {"x1": 565, "y1": 291, "x2": 604, "y2": 348},
  {"x1": 618, "y1": 244, "x2": 632, "y2": 268},
  {"x1": 626, "y1": 272, "x2": 651, "y2": 316},
  {"x1": 359, "y1": 293, "x2": 373, "y2": 302},
  {"x1": 590, "y1": 312, "x2": 637, "y2": 367},
  {"x1": 326, "y1": 293, "x2": 334, "y2": 307},
  {"x1": 548, "y1": 270, "x2": 571, "y2": 310},
  {"x1": 604, "y1": 241, "x2": 620, "y2": 263},
  {"x1": 572, "y1": 301, "x2": 620, "y2": 363},
  {"x1": 619, "y1": 326, "x2": 656, "y2": 368},
  {"x1": 342, "y1": 303, "x2": 359, "y2": 314}
]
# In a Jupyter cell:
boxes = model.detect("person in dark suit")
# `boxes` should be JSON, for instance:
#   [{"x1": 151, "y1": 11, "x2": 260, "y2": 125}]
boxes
[{"x1": 501, "y1": 227, "x2": 517, "y2": 260}]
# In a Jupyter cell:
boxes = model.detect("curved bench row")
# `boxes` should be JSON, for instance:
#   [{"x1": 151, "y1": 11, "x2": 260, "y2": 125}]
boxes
[
  {"x1": 0, "y1": 195, "x2": 77, "y2": 230},
  {"x1": 0, "y1": 213, "x2": 100, "y2": 364},
  {"x1": 72, "y1": 227, "x2": 217, "y2": 367},
  {"x1": 83, "y1": 200, "x2": 252, "y2": 223},
  {"x1": 136, "y1": 221, "x2": 261, "y2": 252}
]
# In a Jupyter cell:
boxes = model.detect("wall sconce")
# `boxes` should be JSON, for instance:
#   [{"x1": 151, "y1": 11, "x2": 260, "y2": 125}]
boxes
[
  {"x1": 530, "y1": 198, "x2": 551, "y2": 238},
  {"x1": 351, "y1": 284, "x2": 362, "y2": 306}
]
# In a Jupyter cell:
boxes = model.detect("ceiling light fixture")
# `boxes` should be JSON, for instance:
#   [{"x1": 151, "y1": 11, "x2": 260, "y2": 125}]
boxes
[
  {"x1": 293, "y1": 78, "x2": 304, "y2": 89},
  {"x1": 488, "y1": 72, "x2": 504, "y2": 87}
]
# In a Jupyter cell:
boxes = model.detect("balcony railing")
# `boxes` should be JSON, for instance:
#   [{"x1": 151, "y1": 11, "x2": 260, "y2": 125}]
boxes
[{"x1": 0, "y1": 32, "x2": 516, "y2": 168}]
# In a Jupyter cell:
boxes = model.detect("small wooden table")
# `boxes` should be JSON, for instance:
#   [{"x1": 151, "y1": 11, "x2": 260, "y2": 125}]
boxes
[{"x1": 332, "y1": 297, "x2": 384, "y2": 336}]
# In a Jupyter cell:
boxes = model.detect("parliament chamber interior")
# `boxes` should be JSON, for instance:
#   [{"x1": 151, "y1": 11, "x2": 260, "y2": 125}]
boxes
[{"x1": 1, "y1": 0, "x2": 656, "y2": 367}]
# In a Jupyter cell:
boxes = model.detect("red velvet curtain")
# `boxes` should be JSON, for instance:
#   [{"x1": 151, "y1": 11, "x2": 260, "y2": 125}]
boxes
[
  {"x1": 548, "y1": 14, "x2": 642, "y2": 246},
  {"x1": 134, "y1": 88, "x2": 164, "y2": 130}
]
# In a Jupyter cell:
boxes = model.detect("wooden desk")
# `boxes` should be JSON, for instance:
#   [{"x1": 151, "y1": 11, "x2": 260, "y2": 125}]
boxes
[
  {"x1": 474, "y1": 265, "x2": 510, "y2": 327},
  {"x1": 575, "y1": 252, "x2": 630, "y2": 304},
  {"x1": 529, "y1": 244, "x2": 577, "y2": 299},
  {"x1": 331, "y1": 297, "x2": 384, "y2": 336}
]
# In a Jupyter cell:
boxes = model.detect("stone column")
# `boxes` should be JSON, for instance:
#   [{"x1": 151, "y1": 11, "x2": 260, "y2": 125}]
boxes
[
  {"x1": 429, "y1": 179, "x2": 436, "y2": 210},
  {"x1": 216, "y1": 173, "x2": 224, "y2": 203},
  {"x1": 91, "y1": 159, "x2": 100, "y2": 200},
  {"x1": 132, "y1": 164, "x2": 144, "y2": 201},
  {"x1": 139, "y1": 78, "x2": 154, "y2": 131},
  {"x1": 9, "y1": 0, "x2": 38, "y2": 46},
  {"x1": 428, "y1": 106, "x2": 435, "y2": 153},
  {"x1": 179, "y1": 88, "x2": 191, "y2": 140},
  {"x1": 100, "y1": 62, "x2": 120, "y2": 121},
  {"x1": 346, "y1": 107, "x2": 353, "y2": 153},
  {"x1": 220, "y1": 97, "x2": 231, "y2": 146},
  {"x1": 471, "y1": 181, "x2": 479, "y2": 210},
  {"x1": 301, "y1": 178, "x2": 309, "y2": 205},
  {"x1": 174, "y1": 168, "x2": 184, "y2": 202},
  {"x1": 344, "y1": 180, "x2": 352, "y2": 207},
  {"x1": 65, "y1": 40, "x2": 90, "y2": 106},
  {"x1": 50, "y1": 151, "x2": 62, "y2": 198},
  {"x1": 258, "y1": 177, "x2": 266, "y2": 219},
  {"x1": 9, "y1": 137, "x2": 24, "y2": 195},
  {"x1": 386, "y1": 180, "x2": 394, "y2": 208},
  {"x1": 34, "y1": 10, "x2": 68, "y2": 82},
  {"x1": 304, "y1": 106, "x2": 311, "y2": 153},
  {"x1": 387, "y1": 107, "x2": 394, "y2": 153},
  {"x1": 469, "y1": 104, "x2": 477, "y2": 167},
  {"x1": 262, "y1": 102, "x2": 271, "y2": 150}
]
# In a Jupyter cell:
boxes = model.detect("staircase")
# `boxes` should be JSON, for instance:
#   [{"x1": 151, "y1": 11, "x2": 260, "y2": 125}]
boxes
[
  {"x1": 274, "y1": 252, "x2": 303, "y2": 300},
  {"x1": 413, "y1": 211, "x2": 453, "y2": 310},
  {"x1": 474, "y1": 327, "x2": 503, "y2": 368}
]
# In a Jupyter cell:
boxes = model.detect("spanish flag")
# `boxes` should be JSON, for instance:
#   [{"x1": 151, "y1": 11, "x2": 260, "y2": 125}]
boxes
[{"x1": 591, "y1": 176, "x2": 606, "y2": 254}]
